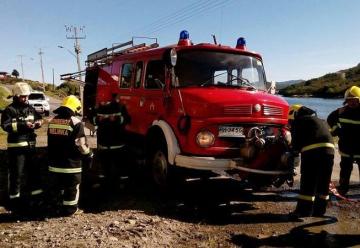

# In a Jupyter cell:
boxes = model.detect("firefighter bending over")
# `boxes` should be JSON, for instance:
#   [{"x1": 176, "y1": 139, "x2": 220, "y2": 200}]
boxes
[
  {"x1": 95, "y1": 93, "x2": 130, "y2": 190},
  {"x1": 47, "y1": 95, "x2": 93, "y2": 216},
  {"x1": 1, "y1": 82, "x2": 43, "y2": 214},
  {"x1": 288, "y1": 105, "x2": 334, "y2": 218},
  {"x1": 327, "y1": 85, "x2": 360, "y2": 196}
]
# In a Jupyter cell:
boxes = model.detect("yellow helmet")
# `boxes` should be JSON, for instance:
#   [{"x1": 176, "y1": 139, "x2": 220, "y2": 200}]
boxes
[
  {"x1": 288, "y1": 104, "x2": 302, "y2": 120},
  {"x1": 61, "y1": 95, "x2": 82, "y2": 114},
  {"x1": 13, "y1": 82, "x2": 31, "y2": 96},
  {"x1": 344, "y1": 86, "x2": 360, "y2": 100}
]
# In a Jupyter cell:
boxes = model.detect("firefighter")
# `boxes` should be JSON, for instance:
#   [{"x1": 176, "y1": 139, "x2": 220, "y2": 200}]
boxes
[
  {"x1": 95, "y1": 93, "x2": 130, "y2": 191},
  {"x1": 47, "y1": 95, "x2": 93, "y2": 216},
  {"x1": 0, "y1": 82, "x2": 43, "y2": 214},
  {"x1": 288, "y1": 104, "x2": 335, "y2": 217},
  {"x1": 327, "y1": 85, "x2": 360, "y2": 196}
]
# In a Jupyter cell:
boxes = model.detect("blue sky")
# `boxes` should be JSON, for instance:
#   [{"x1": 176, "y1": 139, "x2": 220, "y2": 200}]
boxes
[{"x1": 1, "y1": 0, "x2": 359, "y2": 85}]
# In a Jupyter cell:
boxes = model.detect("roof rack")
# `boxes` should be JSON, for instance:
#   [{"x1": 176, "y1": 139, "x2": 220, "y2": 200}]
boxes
[
  {"x1": 86, "y1": 37, "x2": 159, "y2": 66},
  {"x1": 60, "y1": 70, "x2": 86, "y2": 85}
]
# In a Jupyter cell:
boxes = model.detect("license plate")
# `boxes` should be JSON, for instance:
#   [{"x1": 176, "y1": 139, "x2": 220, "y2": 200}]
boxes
[{"x1": 218, "y1": 126, "x2": 245, "y2": 138}]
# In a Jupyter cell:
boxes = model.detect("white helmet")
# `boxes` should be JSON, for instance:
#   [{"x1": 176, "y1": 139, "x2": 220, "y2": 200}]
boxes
[{"x1": 12, "y1": 82, "x2": 31, "y2": 96}]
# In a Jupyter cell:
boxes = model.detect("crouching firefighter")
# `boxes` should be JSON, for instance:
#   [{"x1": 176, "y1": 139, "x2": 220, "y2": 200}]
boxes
[
  {"x1": 94, "y1": 93, "x2": 130, "y2": 190},
  {"x1": 0, "y1": 82, "x2": 43, "y2": 214},
  {"x1": 47, "y1": 95, "x2": 93, "y2": 216},
  {"x1": 288, "y1": 104, "x2": 335, "y2": 218}
]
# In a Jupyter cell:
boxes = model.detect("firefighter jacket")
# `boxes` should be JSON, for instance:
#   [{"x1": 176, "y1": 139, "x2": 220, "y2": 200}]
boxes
[
  {"x1": 291, "y1": 115, "x2": 335, "y2": 155},
  {"x1": 1, "y1": 100, "x2": 42, "y2": 148},
  {"x1": 94, "y1": 101, "x2": 130, "y2": 149},
  {"x1": 48, "y1": 107, "x2": 91, "y2": 173},
  {"x1": 327, "y1": 106, "x2": 360, "y2": 157}
]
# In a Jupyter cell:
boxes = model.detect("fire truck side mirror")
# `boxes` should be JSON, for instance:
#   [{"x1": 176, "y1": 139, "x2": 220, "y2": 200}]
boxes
[
  {"x1": 266, "y1": 81, "x2": 276, "y2": 94},
  {"x1": 163, "y1": 48, "x2": 177, "y2": 67}
]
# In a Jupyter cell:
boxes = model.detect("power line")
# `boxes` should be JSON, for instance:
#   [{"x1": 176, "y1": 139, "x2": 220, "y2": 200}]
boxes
[
  {"x1": 133, "y1": 0, "x2": 213, "y2": 34},
  {"x1": 146, "y1": 0, "x2": 232, "y2": 35},
  {"x1": 141, "y1": 0, "x2": 220, "y2": 35}
]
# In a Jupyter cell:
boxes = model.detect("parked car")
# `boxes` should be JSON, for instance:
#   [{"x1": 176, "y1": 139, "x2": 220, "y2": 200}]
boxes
[{"x1": 28, "y1": 91, "x2": 50, "y2": 116}]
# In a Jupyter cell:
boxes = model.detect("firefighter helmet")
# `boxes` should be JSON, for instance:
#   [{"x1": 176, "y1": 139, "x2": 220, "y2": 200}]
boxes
[
  {"x1": 344, "y1": 86, "x2": 360, "y2": 100},
  {"x1": 12, "y1": 82, "x2": 31, "y2": 96},
  {"x1": 61, "y1": 95, "x2": 82, "y2": 114},
  {"x1": 288, "y1": 104, "x2": 302, "y2": 120}
]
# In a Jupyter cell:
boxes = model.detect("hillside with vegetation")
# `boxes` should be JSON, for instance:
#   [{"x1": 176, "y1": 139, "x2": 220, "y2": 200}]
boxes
[
  {"x1": 0, "y1": 78, "x2": 80, "y2": 110},
  {"x1": 279, "y1": 63, "x2": 360, "y2": 98}
]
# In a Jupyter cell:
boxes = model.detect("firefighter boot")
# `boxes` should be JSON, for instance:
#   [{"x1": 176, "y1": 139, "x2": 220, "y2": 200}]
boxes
[
  {"x1": 337, "y1": 178, "x2": 349, "y2": 196},
  {"x1": 312, "y1": 198, "x2": 328, "y2": 217},
  {"x1": 288, "y1": 199, "x2": 313, "y2": 220}
]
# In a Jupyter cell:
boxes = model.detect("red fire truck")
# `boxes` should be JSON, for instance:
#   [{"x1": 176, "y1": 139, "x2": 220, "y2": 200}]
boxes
[{"x1": 80, "y1": 31, "x2": 293, "y2": 188}]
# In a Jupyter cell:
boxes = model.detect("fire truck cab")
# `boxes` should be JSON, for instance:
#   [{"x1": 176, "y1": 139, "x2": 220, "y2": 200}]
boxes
[{"x1": 83, "y1": 31, "x2": 293, "y2": 188}]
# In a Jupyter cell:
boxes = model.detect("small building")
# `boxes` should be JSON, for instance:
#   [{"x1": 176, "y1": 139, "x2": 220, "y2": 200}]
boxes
[{"x1": 0, "y1": 72, "x2": 9, "y2": 80}]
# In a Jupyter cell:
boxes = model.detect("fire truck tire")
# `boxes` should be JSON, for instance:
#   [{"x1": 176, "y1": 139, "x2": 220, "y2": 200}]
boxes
[
  {"x1": 151, "y1": 146, "x2": 169, "y2": 187},
  {"x1": 150, "y1": 139, "x2": 184, "y2": 190}
]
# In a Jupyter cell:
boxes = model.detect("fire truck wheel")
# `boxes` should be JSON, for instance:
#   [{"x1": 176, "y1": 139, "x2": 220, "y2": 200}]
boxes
[{"x1": 151, "y1": 147, "x2": 169, "y2": 187}]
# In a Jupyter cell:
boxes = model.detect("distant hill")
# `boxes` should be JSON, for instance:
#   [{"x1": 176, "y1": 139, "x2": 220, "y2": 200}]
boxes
[
  {"x1": 279, "y1": 63, "x2": 360, "y2": 98},
  {"x1": 276, "y1": 80, "x2": 305, "y2": 90}
]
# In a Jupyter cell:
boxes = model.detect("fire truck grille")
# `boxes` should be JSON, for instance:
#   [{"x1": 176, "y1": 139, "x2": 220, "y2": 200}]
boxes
[
  {"x1": 224, "y1": 105, "x2": 252, "y2": 115},
  {"x1": 263, "y1": 105, "x2": 283, "y2": 116}
]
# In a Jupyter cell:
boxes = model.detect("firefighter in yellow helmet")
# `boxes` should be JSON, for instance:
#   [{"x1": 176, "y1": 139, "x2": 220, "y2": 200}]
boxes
[
  {"x1": 47, "y1": 95, "x2": 92, "y2": 216},
  {"x1": 288, "y1": 104, "x2": 335, "y2": 218},
  {"x1": 0, "y1": 82, "x2": 43, "y2": 214},
  {"x1": 327, "y1": 85, "x2": 360, "y2": 196}
]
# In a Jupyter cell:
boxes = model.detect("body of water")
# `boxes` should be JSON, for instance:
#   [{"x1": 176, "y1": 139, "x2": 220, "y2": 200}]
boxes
[{"x1": 284, "y1": 97, "x2": 343, "y2": 120}]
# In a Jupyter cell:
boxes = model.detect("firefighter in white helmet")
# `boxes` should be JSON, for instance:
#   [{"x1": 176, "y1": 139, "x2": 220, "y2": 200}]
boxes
[
  {"x1": 1, "y1": 82, "x2": 43, "y2": 214},
  {"x1": 288, "y1": 104, "x2": 334, "y2": 218},
  {"x1": 327, "y1": 85, "x2": 360, "y2": 196},
  {"x1": 47, "y1": 95, "x2": 93, "y2": 216}
]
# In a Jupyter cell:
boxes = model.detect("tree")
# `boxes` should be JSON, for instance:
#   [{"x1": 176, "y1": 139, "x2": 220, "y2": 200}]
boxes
[{"x1": 11, "y1": 69, "x2": 19, "y2": 78}]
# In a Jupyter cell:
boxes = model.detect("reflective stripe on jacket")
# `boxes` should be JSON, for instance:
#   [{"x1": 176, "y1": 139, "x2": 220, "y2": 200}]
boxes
[{"x1": 327, "y1": 106, "x2": 360, "y2": 155}]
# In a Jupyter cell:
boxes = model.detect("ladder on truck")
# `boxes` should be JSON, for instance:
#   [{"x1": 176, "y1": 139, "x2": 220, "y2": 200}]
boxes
[{"x1": 86, "y1": 37, "x2": 159, "y2": 67}]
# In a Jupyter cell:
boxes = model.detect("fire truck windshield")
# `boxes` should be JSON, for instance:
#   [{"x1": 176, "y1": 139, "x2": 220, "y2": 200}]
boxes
[{"x1": 174, "y1": 50, "x2": 266, "y2": 90}]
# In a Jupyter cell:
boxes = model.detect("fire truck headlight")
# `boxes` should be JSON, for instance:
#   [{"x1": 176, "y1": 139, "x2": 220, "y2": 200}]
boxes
[{"x1": 196, "y1": 130, "x2": 215, "y2": 148}]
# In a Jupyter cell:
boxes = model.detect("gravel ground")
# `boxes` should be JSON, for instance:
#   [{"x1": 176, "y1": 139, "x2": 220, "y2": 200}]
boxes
[{"x1": 0, "y1": 123, "x2": 359, "y2": 247}]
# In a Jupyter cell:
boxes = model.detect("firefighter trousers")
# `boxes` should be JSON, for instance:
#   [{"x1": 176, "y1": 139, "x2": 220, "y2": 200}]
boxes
[
  {"x1": 7, "y1": 147, "x2": 43, "y2": 212},
  {"x1": 339, "y1": 156, "x2": 360, "y2": 195},
  {"x1": 48, "y1": 171, "x2": 81, "y2": 216},
  {"x1": 296, "y1": 152, "x2": 334, "y2": 216},
  {"x1": 98, "y1": 146, "x2": 128, "y2": 187}
]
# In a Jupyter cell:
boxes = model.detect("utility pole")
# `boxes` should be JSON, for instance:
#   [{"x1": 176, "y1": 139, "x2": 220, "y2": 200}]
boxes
[
  {"x1": 17, "y1": 55, "x2": 25, "y2": 79},
  {"x1": 52, "y1": 68, "x2": 55, "y2": 90},
  {"x1": 65, "y1": 25, "x2": 86, "y2": 81},
  {"x1": 38, "y1": 48, "x2": 45, "y2": 87}
]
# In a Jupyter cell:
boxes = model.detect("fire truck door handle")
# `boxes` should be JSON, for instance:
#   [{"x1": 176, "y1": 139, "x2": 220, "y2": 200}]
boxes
[{"x1": 140, "y1": 97, "x2": 145, "y2": 107}]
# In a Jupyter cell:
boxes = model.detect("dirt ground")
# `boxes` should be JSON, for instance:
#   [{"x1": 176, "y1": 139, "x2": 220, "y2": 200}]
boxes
[{"x1": 0, "y1": 124, "x2": 359, "y2": 247}]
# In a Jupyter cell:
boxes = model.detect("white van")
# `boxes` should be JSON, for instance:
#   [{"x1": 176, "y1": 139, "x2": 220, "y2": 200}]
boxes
[{"x1": 28, "y1": 91, "x2": 50, "y2": 116}]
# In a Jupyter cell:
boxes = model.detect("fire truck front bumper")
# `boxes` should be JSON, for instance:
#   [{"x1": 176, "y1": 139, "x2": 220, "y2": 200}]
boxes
[
  {"x1": 175, "y1": 155, "x2": 234, "y2": 171},
  {"x1": 174, "y1": 155, "x2": 290, "y2": 175}
]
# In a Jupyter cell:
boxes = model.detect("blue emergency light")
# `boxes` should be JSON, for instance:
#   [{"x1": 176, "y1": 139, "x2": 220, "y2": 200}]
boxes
[
  {"x1": 236, "y1": 37, "x2": 246, "y2": 49},
  {"x1": 237, "y1": 37, "x2": 246, "y2": 46},
  {"x1": 179, "y1": 30, "x2": 190, "y2": 40},
  {"x1": 178, "y1": 30, "x2": 191, "y2": 46}
]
